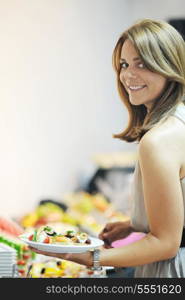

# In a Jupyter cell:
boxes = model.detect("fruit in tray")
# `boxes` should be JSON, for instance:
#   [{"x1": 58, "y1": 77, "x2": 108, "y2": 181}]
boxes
[
  {"x1": 19, "y1": 225, "x2": 91, "y2": 245},
  {"x1": 28, "y1": 259, "x2": 89, "y2": 278},
  {"x1": 20, "y1": 202, "x2": 78, "y2": 228},
  {"x1": 63, "y1": 192, "x2": 110, "y2": 214}
]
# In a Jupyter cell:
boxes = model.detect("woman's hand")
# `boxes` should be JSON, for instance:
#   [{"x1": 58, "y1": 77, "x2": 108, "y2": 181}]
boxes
[
  {"x1": 29, "y1": 246, "x2": 93, "y2": 267},
  {"x1": 98, "y1": 221, "x2": 134, "y2": 248}
]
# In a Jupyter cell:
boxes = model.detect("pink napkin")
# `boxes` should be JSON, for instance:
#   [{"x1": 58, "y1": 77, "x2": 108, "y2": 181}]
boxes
[{"x1": 112, "y1": 232, "x2": 145, "y2": 248}]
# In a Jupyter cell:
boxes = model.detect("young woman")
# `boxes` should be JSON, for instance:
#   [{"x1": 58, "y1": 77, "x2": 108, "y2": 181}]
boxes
[{"x1": 30, "y1": 19, "x2": 185, "y2": 278}]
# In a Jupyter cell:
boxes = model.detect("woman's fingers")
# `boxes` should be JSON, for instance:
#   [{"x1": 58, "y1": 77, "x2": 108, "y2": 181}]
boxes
[
  {"x1": 99, "y1": 223, "x2": 115, "y2": 239},
  {"x1": 103, "y1": 227, "x2": 118, "y2": 240},
  {"x1": 102, "y1": 238, "x2": 111, "y2": 247},
  {"x1": 29, "y1": 247, "x2": 58, "y2": 257},
  {"x1": 29, "y1": 247, "x2": 43, "y2": 254},
  {"x1": 28, "y1": 246, "x2": 70, "y2": 260},
  {"x1": 101, "y1": 226, "x2": 130, "y2": 245}
]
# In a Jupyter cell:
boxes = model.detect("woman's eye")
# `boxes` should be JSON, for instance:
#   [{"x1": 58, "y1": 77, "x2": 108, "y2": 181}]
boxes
[
  {"x1": 120, "y1": 62, "x2": 128, "y2": 69},
  {"x1": 138, "y1": 62, "x2": 145, "y2": 68}
]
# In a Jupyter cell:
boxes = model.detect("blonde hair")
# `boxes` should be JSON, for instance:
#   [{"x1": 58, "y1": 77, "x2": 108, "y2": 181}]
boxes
[{"x1": 113, "y1": 18, "x2": 185, "y2": 142}]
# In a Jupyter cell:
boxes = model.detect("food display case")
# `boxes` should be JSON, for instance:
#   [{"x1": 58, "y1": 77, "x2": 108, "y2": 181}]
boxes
[{"x1": 0, "y1": 152, "x2": 140, "y2": 278}]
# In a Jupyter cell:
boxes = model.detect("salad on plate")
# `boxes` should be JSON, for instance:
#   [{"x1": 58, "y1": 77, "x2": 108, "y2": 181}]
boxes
[{"x1": 19, "y1": 225, "x2": 91, "y2": 246}]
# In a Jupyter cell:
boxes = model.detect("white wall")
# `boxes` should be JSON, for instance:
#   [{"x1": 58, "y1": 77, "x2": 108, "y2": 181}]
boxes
[
  {"x1": 1, "y1": 0, "x2": 185, "y2": 217},
  {"x1": 0, "y1": 0, "x2": 134, "y2": 217},
  {"x1": 127, "y1": 0, "x2": 185, "y2": 23}
]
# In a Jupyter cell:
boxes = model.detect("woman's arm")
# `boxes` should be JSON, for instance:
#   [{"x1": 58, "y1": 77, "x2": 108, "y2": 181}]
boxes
[
  {"x1": 30, "y1": 130, "x2": 184, "y2": 268},
  {"x1": 98, "y1": 131, "x2": 184, "y2": 267}
]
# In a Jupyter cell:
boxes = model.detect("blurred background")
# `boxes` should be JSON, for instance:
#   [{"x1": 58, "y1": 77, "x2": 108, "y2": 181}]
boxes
[
  {"x1": 0, "y1": 0, "x2": 185, "y2": 216},
  {"x1": 0, "y1": 0, "x2": 185, "y2": 278}
]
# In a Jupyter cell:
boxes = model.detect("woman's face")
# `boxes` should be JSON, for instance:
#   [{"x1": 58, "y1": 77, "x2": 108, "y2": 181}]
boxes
[{"x1": 119, "y1": 39, "x2": 167, "y2": 111}]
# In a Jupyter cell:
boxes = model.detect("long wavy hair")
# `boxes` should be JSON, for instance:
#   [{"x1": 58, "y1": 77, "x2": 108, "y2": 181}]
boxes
[{"x1": 113, "y1": 19, "x2": 185, "y2": 142}]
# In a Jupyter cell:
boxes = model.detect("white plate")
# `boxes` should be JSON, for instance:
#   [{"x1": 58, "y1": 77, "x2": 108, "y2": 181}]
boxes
[
  {"x1": 0, "y1": 256, "x2": 16, "y2": 258},
  {"x1": 0, "y1": 260, "x2": 16, "y2": 262},
  {"x1": 0, "y1": 261, "x2": 16, "y2": 264},
  {"x1": 0, "y1": 253, "x2": 16, "y2": 255},
  {"x1": 0, "y1": 270, "x2": 14, "y2": 272},
  {"x1": 20, "y1": 237, "x2": 104, "y2": 253},
  {"x1": 0, "y1": 270, "x2": 13, "y2": 273}
]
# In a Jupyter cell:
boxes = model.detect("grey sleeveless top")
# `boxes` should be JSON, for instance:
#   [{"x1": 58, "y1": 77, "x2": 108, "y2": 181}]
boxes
[{"x1": 130, "y1": 103, "x2": 185, "y2": 278}]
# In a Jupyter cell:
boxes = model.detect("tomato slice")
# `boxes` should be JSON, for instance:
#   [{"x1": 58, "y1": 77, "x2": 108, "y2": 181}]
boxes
[
  {"x1": 43, "y1": 236, "x2": 50, "y2": 243},
  {"x1": 28, "y1": 234, "x2": 34, "y2": 241},
  {"x1": 17, "y1": 260, "x2": 26, "y2": 266},
  {"x1": 23, "y1": 254, "x2": 30, "y2": 260}
]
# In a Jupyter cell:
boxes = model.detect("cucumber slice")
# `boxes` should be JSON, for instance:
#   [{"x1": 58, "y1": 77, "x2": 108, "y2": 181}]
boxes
[{"x1": 33, "y1": 229, "x2": 38, "y2": 242}]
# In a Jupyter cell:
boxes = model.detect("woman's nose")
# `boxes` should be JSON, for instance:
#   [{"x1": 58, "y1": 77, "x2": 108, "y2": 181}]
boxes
[
  {"x1": 120, "y1": 68, "x2": 138, "y2": 82},
  {"x1": 125, "y1": 69, "x2": 137, "y2": 79}
]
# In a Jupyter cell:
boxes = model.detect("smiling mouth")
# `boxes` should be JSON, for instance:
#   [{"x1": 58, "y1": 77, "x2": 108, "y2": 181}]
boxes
[{"x1": 128, "y1": 85, "x2": 146, "y2": 92}]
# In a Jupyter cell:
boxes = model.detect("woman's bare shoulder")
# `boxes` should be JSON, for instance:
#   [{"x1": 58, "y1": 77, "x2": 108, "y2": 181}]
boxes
[
  {"x1": 139, "y1": 116, "x2": 185, "y2": 167},
  {"x1": 141, "y1": 115, "x2": 185, "y2": 147}
]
